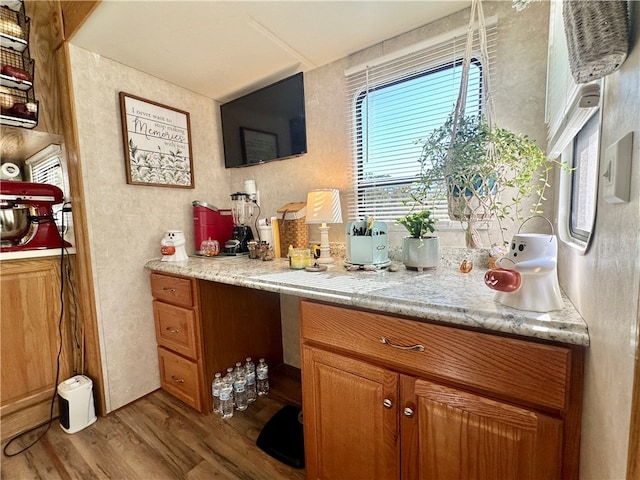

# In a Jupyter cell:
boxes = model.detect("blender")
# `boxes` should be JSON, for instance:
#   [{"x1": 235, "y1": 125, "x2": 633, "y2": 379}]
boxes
[{"x1": 224, "y1": 192, "x2": 255, "y2": 254}]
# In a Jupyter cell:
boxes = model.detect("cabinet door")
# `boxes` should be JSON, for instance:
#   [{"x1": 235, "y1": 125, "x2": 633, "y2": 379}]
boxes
[
  {"x1": 1, "y1": 259, "x2": 73, "y2": 404},
  {"x1": 1, "y1": 258, "x2": 74, "y2": 440},
  {"x1": 302, "y1": 345, "x2": 400, "y2": 480},
  {"x1": 401, "y1": 376, "x2": 563, "y2": 480}
]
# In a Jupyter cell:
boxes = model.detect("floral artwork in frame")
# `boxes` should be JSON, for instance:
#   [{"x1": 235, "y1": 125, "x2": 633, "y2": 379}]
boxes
[{"x1": 119, "y1": 92, "x2": 194, "y2": 188}]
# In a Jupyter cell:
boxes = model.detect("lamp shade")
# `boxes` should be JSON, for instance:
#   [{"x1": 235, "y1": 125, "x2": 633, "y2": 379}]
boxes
[{"x1": 305, "y1": 189, "x2": 342, "y2": 224}]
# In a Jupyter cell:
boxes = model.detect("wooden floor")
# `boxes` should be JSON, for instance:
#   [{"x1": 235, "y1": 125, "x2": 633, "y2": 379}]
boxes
[{"x1": 1, "y1": 390, "x2": 306, "y2": 480}]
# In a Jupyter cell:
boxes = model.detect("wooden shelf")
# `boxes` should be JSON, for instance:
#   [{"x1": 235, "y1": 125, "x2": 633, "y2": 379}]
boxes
[{"x1": 269, "y1": 363, "x2": 302, "y2": 408}]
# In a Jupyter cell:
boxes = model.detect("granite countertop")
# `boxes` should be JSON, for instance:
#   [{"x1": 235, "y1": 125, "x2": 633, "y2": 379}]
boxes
[{"x1": 144, "y1": 253, "x2": 589, "y2": 347}]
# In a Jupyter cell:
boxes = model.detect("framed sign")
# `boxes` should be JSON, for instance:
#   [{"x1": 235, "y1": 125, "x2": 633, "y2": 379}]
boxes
[
  {"x1": 240, "y1": 127, "x2": 278, "y2": 164},
  {"x1": 119, "y1": 92, "x2": 194, "y2": 188}
]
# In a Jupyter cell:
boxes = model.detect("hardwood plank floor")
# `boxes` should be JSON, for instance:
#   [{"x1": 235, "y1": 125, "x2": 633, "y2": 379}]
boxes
[{"x1": 1, "y1": 390, "x2": 305, "y2": 479}]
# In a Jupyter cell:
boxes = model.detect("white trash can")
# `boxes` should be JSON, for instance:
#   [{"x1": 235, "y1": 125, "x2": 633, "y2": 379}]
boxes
[{"x1": 57, "y1": 375, "x2": 97, "y2": 434}]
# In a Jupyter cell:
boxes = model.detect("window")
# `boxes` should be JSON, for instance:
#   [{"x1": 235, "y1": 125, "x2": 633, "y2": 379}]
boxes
[
  {"x1": 547, "y1": 0, "x2": 600, "y2": 254},
  {"x1": 557, "y1": 109, "x2": 600, "y2": 252},
  {"x1": 569, "y1": 112, "x2": 599, "y2": 241},
  {"x1": 25, "y1": 144, "x2": 72, "y2": 237},
  {"x1": 345, "y1": 20, "x2": 497, "y2": 223},
  {"x1": 26, "y1": 144, "x2": 65, "y2": 192}
]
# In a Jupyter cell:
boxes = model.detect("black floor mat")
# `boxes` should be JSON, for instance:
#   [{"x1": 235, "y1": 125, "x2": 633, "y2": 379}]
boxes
[{"x1": 256, "y1": 405, "x2": 305, "y2": 469}]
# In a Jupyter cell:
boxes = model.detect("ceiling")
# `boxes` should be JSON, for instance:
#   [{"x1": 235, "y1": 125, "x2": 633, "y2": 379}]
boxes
[{"x1": 71, "y1": 1, "x2": 470, "y2": 103}]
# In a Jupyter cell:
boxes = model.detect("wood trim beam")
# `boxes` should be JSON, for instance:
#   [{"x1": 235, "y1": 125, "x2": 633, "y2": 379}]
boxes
[{"x1": 59, "y1": 1, "x2": 101, "y2": 41}]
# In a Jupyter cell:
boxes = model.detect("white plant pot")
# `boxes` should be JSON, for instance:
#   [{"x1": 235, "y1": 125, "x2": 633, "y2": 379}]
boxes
[{"x1": 402, "y1": 236, "x2": 440, "y2": 271}]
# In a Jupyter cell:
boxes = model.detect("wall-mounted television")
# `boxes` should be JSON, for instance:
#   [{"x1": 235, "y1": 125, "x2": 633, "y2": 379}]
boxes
[{"x1": 220, "y1": 72, "x2": 307, "y2": 168}]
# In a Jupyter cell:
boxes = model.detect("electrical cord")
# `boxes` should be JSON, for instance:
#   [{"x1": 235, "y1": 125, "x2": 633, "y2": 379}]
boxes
[
  {"x1": 252, "y1": 200, "x2": 261, "y2": 241},
  {"x1": 2, "y1": 202, "x2": 71, "y2": 457}
]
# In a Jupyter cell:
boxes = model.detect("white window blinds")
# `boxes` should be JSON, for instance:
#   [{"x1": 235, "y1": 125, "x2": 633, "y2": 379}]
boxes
[
  {"x1": 345, "y1": 18, "x2": 498, "y2": 223},
  {"x1": 26, "y1": 144, "x2": 65, "y2": 192}
]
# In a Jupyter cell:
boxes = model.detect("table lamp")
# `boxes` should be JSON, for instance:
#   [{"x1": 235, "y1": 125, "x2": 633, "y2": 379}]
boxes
[{"x1": 306, "y1": 189, "x2": 342, "y2": 264}]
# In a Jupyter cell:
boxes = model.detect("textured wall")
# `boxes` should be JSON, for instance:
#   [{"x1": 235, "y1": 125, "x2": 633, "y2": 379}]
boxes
[
  {"x1": 557, "y1": 3, "x2": 640, "y2": 478},
  {"x1": 69, "y1": 46, "x2": 229, "y2": 411}
]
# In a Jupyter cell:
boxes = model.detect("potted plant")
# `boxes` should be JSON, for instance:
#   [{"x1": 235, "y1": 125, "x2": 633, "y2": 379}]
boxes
[
  {"x1": 415, "y1": 112, "x2": 557, "y2": 248},
  {"x1": 397, "y1": 209, "x2": 440, "y2": 271}
]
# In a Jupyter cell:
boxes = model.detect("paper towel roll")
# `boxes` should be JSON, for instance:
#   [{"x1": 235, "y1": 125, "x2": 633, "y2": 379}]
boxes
[
  {"x1": 244, "y1": 179, "x2": 256, "y2": 194},
  {"x1": 1, "y1": 162, "x2": 21, "y2": 180}
]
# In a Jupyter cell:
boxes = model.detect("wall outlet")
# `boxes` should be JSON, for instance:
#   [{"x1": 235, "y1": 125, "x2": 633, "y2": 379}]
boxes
[{"x1": 602, "y1": 131, "x2": 633, "y2": 204}]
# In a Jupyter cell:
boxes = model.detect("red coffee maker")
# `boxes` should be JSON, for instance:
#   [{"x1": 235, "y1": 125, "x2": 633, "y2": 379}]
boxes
[
  {"x1": 1, "y1": 181, "x2": 71, "y2": 252},
  {"x1": 192, "y1": 201, "x2": 234, "y2": 255}
]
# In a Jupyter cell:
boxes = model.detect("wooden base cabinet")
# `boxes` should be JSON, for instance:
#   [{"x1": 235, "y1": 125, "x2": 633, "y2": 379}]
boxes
[
  {"x1": 300, "y1": 300, "x2": 584, "y2": 480},
  {"x1": 0, "y1": 257, "x2": 75, "y2": 441},
  {"x1": 150, "y1": 272, "x2": 284, "y2": 414}
]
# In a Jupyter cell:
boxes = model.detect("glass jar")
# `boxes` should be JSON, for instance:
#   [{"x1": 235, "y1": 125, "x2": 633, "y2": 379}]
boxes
[
  {"x1": 200, "y1": 238, "x2": 220, "y2": 257},
  {"x1": 290, "y1": 248, "x2": 312, "y2": 269}
]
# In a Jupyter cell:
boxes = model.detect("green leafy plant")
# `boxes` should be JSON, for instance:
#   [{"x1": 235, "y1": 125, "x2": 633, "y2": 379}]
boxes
[
  {"x1": 413, "y1": 112, "x2": 562, "y2": 246},
  {"x1": 397, "y1": 210, "x2": 436, "y2": 239}
]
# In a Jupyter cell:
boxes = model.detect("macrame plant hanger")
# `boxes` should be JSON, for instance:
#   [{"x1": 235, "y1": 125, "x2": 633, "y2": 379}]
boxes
[{"x1": 446, "y1": 0, "x2": 496, "y2": 248}]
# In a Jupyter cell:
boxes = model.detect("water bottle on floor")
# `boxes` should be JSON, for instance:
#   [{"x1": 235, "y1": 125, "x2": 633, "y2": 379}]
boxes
[
  {"x1": 233, "y1": 362, "x2": 248, "y2": 411},
  {"x1": 220, "y1": 372, "x2": 234, "y2": 419},
  {"x1": 245, "y1": 357, "x2": 257, "y2": 403},
  {"x1": 257, "y1": 358, "x2": 269, "y2": 396},
  {"x1": 211, "y1": 372, "x2": 223, "y2": 415}
]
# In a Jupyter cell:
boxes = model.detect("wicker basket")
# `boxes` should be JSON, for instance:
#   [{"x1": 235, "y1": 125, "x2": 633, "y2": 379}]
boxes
[
  {"x1": 563, "y1": 0, "x2": 629, "y2": 83},
  {"x1": 276, "y1": 202, "x2": 308, "y2": 257}
]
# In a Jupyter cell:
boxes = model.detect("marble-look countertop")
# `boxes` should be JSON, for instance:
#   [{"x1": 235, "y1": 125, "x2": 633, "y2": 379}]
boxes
[{"x1": 144, "y1": 254, "x2": 589, "y2": 347}]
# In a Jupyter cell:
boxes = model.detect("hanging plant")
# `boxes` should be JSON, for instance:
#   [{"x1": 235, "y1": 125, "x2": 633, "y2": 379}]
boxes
[
  {"x1": 408, "y1": 0, "x2": 568, "y2": 248},
  {"x1": 415, "y1": 111, "x2": 559, "y2": 247}
]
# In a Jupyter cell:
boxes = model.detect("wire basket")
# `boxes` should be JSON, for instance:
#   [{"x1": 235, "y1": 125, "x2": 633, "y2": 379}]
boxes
[
  {"x1": 563, "y1": 0, "x2": 629, "y2": 83},
  {"x1": 1, "y1": 46, "x2": 34, "y2": 89}
]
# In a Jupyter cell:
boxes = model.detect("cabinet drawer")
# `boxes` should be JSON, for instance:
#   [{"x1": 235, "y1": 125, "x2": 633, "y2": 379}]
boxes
[
  {"x1": 150, "y1": 273, "x2": 194, "y2": 307},
  {"x1": 300, "y1": 301, "x2": 571, "y2": 411},
  {"x1": 153, "y1": 301, "x2": 199, "y2": 360},
  {"x1": 157, "y1": 347, "x2": 202, "y2": 411}
]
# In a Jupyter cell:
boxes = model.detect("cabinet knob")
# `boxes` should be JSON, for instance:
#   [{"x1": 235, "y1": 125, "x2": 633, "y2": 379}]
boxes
[
  {"x1": 383, "y1": 398, "x2": 393, "y2": 409},
  {"x1": 166, "y1": 327, "x2": 180, "y2": 333},
  {"x1": 403, "y1": 407, "x2": 414, "y2": 417},
  {"x1": 170, "y1": 376, "x2": 185, "y2": 384},
  {"x1": 162, "y1": 287, "x2": 177, "y2": 293}
]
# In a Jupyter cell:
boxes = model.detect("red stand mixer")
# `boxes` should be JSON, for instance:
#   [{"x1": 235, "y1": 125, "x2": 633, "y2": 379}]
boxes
[{"x1": 1, "y1": 181, "x2": 71, "y2": 252}]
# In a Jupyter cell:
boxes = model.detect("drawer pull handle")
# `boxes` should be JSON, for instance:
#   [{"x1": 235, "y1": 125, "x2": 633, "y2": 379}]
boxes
[
  {"x1": 165, "y1": 327, "x2": 180, "y2": 333},
  {"x1": 170, "y1": 376, "x2": 185, "y2": 384},
  {"x1": 162, "y1": 287, "x2": 177, "y2": 293},
  {"x1": 383, "y1": 398, "x2": 393, "y2": 409},
  {"x1": 380, "y1": 336, "x2": 425, "y2": 352}
]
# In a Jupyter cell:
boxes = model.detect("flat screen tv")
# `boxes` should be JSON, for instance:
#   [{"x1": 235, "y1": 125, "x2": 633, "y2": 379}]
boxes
[{"x1": 221, "y1": 72, "x2": 307, "y2": 168}]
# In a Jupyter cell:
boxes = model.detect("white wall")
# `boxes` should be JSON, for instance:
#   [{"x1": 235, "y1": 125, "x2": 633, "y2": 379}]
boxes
[
  {"x1": 69, "y1": 46, "x2": 229, "y2": 411},
  {"x1": 557, "y1": 3, "x2": 640, "y2": 478}
]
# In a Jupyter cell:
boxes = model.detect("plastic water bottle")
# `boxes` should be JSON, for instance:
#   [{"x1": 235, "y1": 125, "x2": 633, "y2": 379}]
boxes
[
  {"x1": 233, "y1": 362, "x2": 248, "y2": 411},
  {"x1": 257, "y1": 358, "x2": 269, "y2": 396},
  {"x1": 220, "y1": 371, "x2": 234, "y2": 419},
  {"x1": 245, "y1": 357, "x2": 257, "y2": 403},
  {"x1": 211, "y1": 372, "x2": 223, "y2": 415}
]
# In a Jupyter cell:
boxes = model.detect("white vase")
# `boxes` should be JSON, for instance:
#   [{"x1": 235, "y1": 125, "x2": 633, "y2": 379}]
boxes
[{"x1": 402, "y1": 236, "x2": 440, "y2": 271}]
